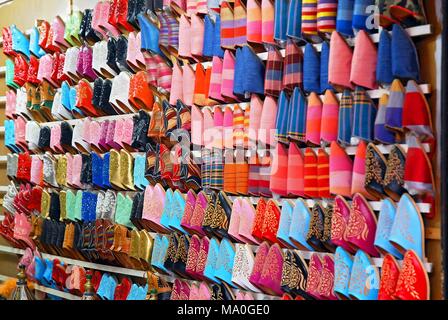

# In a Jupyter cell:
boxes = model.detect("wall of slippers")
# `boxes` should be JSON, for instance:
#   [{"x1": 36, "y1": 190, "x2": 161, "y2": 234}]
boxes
[{"x1": 0, "y1": 0, "x2": 442, "y2": 300}]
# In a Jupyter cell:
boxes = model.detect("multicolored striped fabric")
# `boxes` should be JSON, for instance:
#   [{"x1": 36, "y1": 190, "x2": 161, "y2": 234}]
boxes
[
  {"x1": 158, "y1": 11, "x2": 170, "y2": 48},
  {"x1": 374, "y1": 94, "x2": 396, "y2": 144},
  {"x1": 301, "y1": 0, "x2": 318, "y2": 36},
  {"x1": 317, "y1": 148, "x2": 330, "y2": 198},
  {"x1": 234, "y1": 0, "x2": 247, "y2": 46},
  {"x1": 247, "y1": 0, "x2": 262, "y2": 44},
  {"x1": 274, "y1": 0, "x2": 289, "y2": 42},
  {"x1": 305, "y1": 92, "x2": 323, "y2": 146},
  {"x1": 352, "y1": 0, "x2": 375, "y2": 31},
  {"x1": 197, "y1": 0, "x2": 208, "y2": 14},
  {"x1": 187, "y1": 0, "x2": 198, "y2": 16},
  {"x1": 270, "y1": 143, "x2": 289, "y2": 196},
  {"x1": 235, "y1": 150, "x2": 249, "y2": 195},
  {"x1": 210, "y1": 148, "x2": 224, "y2": 190},
  {"x1": 203, "y1": 14, "x2": 215, "y2": 57},
  {"x1": 275, "y1": 90, "x2": 290, "y2": 144},
  {"x1": 287, "y1": 0, "x2": 302, "y2": 39},
  {"x1": 328, "y1": 31, "x2": 353, "y2": 90},
  {"x1": 351, "y1": 141, "x2": 372, "y2": 198},
  {"x1": 221, "y1": 1, "x2": 235, "y2": 49},
  {"x1": 223, "y1": 106, "x2": 234, "y2": 149},
  {"x1": 248, "y1": 161, "x2": 261, "y2": 196},
  {"x1": 258, "y1": 95, "x2": 278, "y2": 147},
  {"x1": 329, "y1": 141, "x2": 353, "y2": 197},
  {"x1": 259, "y1": 153, "x2": 273, "y2": 197},
  {"x1": 158, "y1": 11, "x2": 180, "y2": 50},
  {"x1": 385, "y1": 79, "x2": 405, "y2": 132},
  {"x1": 208, "y1": 56, "x2": 224, "y2": 102},
  {"x1": 402, "y1": 80, "x2": 434, "y2": 141},
  {"x1": 221, "y1": 50, "x2": 238, "y2": 101},
  {"x1": 224, "y1": 151, "x2": 237, "y2": 194},
  {"x1": 321, "y1": 89, "x2": 339, "y2": 145},
  {"x1": 352, "y1": 86, "x2": 377, "y2": 142},
  {"x1": 317, "y1": 0, "x2": 338, "y2": 34},
  {"x1": 208, "y1": 0, "x2": 221, "y2": 12},
  {"x1": 153, "y1": 55, "x2": 172, "y2": 93},
  {"x1": 351, "y1": 30, "x2": 378, "y2": 90},
  {"x1": 201, "y1": 148, "x2": 212, "y2": 189},
  {"x1": 265, "y1": 46, "x2": 284, "y2": 97},
  {"x1": 283, "y1": 39, "x2": 303, "y2": 91},
  {"x1": 337, "y1": 90, "x2": 353, "y2": 145},
  {"x1": 377, "y1": 30, "x2": 393, "y2": 85},
  {"x1": 304, "y1": 148, "x2": 319, "y2": 198},
  {"x1": 243, "y1": 104, "x2": 250, "y2": 148},
  {"x1": 336, "y1": 0, "x2": 355, "y2": 36},
  {"x1": 167, "y1": 10, "x2": 180, "y2": 49},
  {"x1": 287, "y1": 142, "x2": 305, "y2": 196},
  {"x1": 287, "y1": 87, "x2": 308, "y2": 143},
  {"x1": 320, "y1": 41, "x2": 333, "y2": 92},
  {"x1": 303, "y1": 43, "x2": 321, "y2": 93},
  {"x1": 248, "y1": 152, "x2": 261, "y2": 196},
  {"x1": 233, "y1": 104, "x2": 245, "y2": 147},
  {"x1": 261, "y1": 0, "x2": 275, "y2": 44},
  {"x1": 144, "y1": 56, "x2": 158, "y2": 87}
]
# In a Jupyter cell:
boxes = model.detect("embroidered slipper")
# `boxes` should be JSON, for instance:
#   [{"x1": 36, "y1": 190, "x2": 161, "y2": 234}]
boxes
[
  {"x1": 374, "y1": 198, "x2": 403, "y2": 258},
  {"x1": 348, "y1": 250, "x2": 380, "y2": 300},
  {"x1": 346, "y1": 193, "x2": 379, "y2": 257},
  {"x1": 378, "y1": 253, "x2": 401, "y2": 300},
  {"x1": 258, "y1": 244, "x2": 284, "y2": 296},
  {"x1": 289, "y1": 198, "x2": 313, "y2": 251},
  {"x1": 352, "y1": 141, "x2": 376, "y2": 199},
  {"x1": 389, "y1": 193, "x2": 425, "y2": 260},
  {"x1": 394, "y1": 250, "x2": 429, "y2": 300},
  {"x1": 334, "y1": 246, "x2": 354, "y2": 300},
  {"x1": 384, "y1": 145, "x2": 407, "y2": 201},
  {"x1": 332, "y1": 195, "x2": 357, "y2": 253}
]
